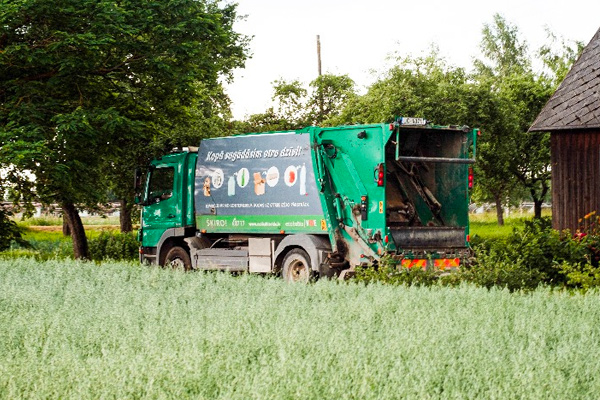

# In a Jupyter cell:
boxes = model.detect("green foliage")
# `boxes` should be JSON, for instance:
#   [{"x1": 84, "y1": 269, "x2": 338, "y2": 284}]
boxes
[
  {"x1": 470, "y1": 218, "x2": 527, "y2": 242},
  {"x1": 1, "y1": 226, "x2": 134, "y2": 261},
  {"x1": 2, "y1": 259, "x2": 600, "y2": 398},
  {"x1": 354, "y1": 257, "x2": 440, "y2": 286},
  {"x1": 0, "y1": 207, "x2": 27, "y2": 252},
  {"x1": 232, "y1": 107, "x2": 294, "y2": 134},
  {"x1": 307, "y1": 74, "x2": 356, "y2": 126},
  {"x1": 471, "y1": 14, "x2": 580, "y2": 220},
  {"x1": 539, "y1": 29, "x2": 585, "y2": 86},
  {"x1": 333, "y1": 50, "x2": 472, "y2": 126},
  {"x1": 88, "y1": 231, "x2": 139, "y2": 261},
  {"x1": 2, "y1": 227, "x2": 73, "y2": 261},
  {"x1": 559, "y1": 262, "x2": 600, "y2": 292},
  {"x1": 356, "y1": 217, "x2": 600, "y2": 291},
  {"x1": 455, "y1": 246, "x2": 547, "y2": 291},
  {"x1": 0, "y1": 0, "x2": 249, "y2": 255},
  {"x1": 17, "y1": 215, "x2": 120, "y2": 226},
  {"x1": 466, "y1": 217, "x2": 600, "y2": 290},
  {"x1": 235, "y1": 74, "x2": 356, "y2": 133},
  {"x1": 1, "y1": 237, "x2": 73, "y2": 261}
]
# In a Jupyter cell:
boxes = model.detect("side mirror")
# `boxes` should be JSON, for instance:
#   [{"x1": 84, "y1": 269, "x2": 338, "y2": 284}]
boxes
[
  {"x1": 134, "y1": 168, "x2": 143, "y2": 191},
  {"x1": 134, "y1": 168, "x2": 148, "y2": 206}
]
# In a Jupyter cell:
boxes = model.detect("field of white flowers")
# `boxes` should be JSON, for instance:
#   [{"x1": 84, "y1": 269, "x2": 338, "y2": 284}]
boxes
[{"x1": 1, "y1": 259, "x2": 599, "y2": 399}]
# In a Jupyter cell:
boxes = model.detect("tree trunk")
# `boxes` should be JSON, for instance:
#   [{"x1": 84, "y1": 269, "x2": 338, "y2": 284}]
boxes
[
  {"x1": 531, "y1": 183, "x2": 548, "y2": 220},
  {"x1": 62, "y1": 215, "x2": 71, "y2": 236},
  {"x1": 62, "y1": 202, "x2": 89, "y2": 259},
  {"x1": 494, "y1": 194, "x2": 505, "y2": 226},
  {"x1": 533, "y1": 199, "x2": 543, "y2": 219},
  {"x1": 120, "y1": 198, "x2": 133, "y2": 233}
]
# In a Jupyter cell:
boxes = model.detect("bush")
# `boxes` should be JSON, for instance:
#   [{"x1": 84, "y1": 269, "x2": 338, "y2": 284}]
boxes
[
  {"x1": 354, "y1": 217, "x2": 600, "y2": 291},
  {"x1": 88, "y1": 231, "x2": 139, "y2": 261},
  {"x1": 460, "y1": 217, "x2": 600, "y2": 291},
  {"x1": 354, "y1": 256, "x2": 443, "y2": 287},
  {"x1": 0, "y1": 207, "x2": 27, "y2": 252},
  {"x1": 451, "y1": 246, "x2": 546, "y2": 291}
]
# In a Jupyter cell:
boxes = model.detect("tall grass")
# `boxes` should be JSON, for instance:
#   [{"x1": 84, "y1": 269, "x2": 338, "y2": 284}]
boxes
[{"x1": 1, "y1": 259, "x2": 600, "y2": 399}]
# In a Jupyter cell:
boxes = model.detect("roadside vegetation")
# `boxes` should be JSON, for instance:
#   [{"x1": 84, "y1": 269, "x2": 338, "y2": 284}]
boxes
[
  {"x1": 358, "y1": 213, "x2": 600, "y2": 291},
  {"x1": 2, "y1": 258, "x2": 600, "y2": 399},
  {"x1": 1, "y1": 216, "x2": 137, "y2": 262},
  {"x1": 4, "y1": 211, "x2": 600, "y2": 293}
]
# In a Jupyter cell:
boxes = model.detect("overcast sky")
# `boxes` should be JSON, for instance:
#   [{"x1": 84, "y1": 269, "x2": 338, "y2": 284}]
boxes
[{"x1": 225, "y1": 0, "x2": 600, "y2": 119}]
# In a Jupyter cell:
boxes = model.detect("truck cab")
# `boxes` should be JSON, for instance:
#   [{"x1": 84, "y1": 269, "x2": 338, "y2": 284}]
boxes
[{"x1": 138, "y1": 149, "x2": 197, "y2": 267}]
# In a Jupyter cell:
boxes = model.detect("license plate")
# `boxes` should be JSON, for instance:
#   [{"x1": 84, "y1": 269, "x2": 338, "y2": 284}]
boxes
[{"x1": 400, "y1": 117, "x2": 427, "y2": 126}]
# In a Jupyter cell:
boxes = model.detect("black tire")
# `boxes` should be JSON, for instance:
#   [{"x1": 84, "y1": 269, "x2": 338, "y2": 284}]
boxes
[
  {"x1": 282, "y1": 248, "x2": 313, "y2": 283},
  {"x1": 164, "y1": 246, "x2": 192, "y2": 270}
]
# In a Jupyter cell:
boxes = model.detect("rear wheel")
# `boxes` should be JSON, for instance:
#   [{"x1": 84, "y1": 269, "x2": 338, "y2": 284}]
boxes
[
  {"x1": 164, "y1": 246, "x2": 192, "y2": 270},
  {"x1": 282, "y1": 249, "x2": 313, "y2": 283}
]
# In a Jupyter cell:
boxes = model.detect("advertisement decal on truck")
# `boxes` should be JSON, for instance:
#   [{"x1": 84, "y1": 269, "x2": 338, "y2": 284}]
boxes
[{"x1": 195, "y1": 132, "x2": 323, "y2": 233}]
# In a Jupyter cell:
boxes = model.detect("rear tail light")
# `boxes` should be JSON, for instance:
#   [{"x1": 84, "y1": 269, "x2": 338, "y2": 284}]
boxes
[
  {"x1": 468, "y1": 166, "x2": 474, "y2": 189},
  {"x1": 375, "y1": 163, "x2": 384, "y2": 186}
]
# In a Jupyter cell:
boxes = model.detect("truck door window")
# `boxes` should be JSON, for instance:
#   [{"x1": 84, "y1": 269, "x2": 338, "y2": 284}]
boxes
[{"x1": 148, "y1": 167, "x2": 174, "y2": 203}]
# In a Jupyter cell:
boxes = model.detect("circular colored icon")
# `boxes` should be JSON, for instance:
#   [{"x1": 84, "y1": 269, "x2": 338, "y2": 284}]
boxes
[
  {"x1": 236, "y1": 168, "x2": 249, "y2": 188},
  {"x1": 284, "y1": 165, "x2": 297, "y2": 187},
  {"x1": 211, "y1": 169, "x2": 224, "y2": 189},
  {"x1": 266, "y1": 166, "x2": 280, "y2": 187}
]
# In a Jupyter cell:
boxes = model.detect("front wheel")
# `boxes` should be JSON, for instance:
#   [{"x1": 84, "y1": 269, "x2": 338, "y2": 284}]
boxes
[
  {"x1": 282, "y1": 249, "x2": 313, "y2": 283},
  {"x1": 164, "y1": 246, "x2": 192, "y2": 270}
]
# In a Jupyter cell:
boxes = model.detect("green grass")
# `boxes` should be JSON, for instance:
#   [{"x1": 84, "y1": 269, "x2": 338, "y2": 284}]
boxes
[
  {"x1": 1, "y1": 259, "x2": 600, "y2": 399},
  {"x1": 470, "y1": 214, "x2": 528, "y2": 241},
  {"x1": 470, "y1": 220, "x2": 520, "y2": 241},
  {"x1": 0, "y1": 227, "x2": 123, "y2": 261},
  {"x1": 469, "y1": 210, "x2": 552, "y2": 241}
]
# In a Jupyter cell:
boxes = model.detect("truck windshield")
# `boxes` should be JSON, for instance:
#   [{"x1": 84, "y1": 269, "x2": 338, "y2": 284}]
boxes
[{"x1": 148, "y1": 167, "x2": 174, "y2": 202}]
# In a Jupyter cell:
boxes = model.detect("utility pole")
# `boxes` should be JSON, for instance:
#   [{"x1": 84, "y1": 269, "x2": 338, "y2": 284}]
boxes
[
  {"x1": 316, "y1": 35, "x2": 322, "y2": 76},
  {"x1": 316, "y1": 35, "x2": 323, "y2": 120}
]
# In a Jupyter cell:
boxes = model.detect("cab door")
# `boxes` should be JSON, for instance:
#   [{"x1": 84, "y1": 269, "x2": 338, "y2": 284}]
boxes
[{"x1": 141, "y1": 163, "x2": 181, "y2": 248}]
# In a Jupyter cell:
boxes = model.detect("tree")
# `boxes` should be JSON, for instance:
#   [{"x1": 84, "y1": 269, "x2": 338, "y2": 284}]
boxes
[
  {"x1": 108, "y1": 82, "x2": 236, "y2": 233},
  {"x1": 0, "y1": 178, "x2": 27, "y2": 251},
  {"x1": 271, "y1": 79, "x2": 308, "y2": 129},
  {"x1": 0, "y1": 0, "x2": 249, "y2": 257},
  {"x1": 473, "y1": 14, "x2": 579, "y2": 220},
  {"x1": 539, "y1": 30, "x2": 585, "y2": 86},
  {"x1": 307, "y1": 74, "x2": 356, "y2": 126},
  {"x1": 0, "y1": 206, "x2": 26, "y2": 252},
  {"x1": 235, "y1": 74, "x2": 356, "y2": 133},
  {"x1": 233, "y1": 107, "x2": 293, "y2": 134},
  {"x1": 332, "y1": 50, "x2": 472, "y2": 126}
]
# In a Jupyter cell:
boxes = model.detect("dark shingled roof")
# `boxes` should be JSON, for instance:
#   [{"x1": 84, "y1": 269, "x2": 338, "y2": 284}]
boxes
[{"x1": 530, "y1": 27, "x2": 600, "y2": 132}]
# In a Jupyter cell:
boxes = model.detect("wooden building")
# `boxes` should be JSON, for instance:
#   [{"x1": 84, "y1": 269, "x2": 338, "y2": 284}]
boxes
[{"x1": 530, "y1": 27, "x2": 600, "y2": 232}]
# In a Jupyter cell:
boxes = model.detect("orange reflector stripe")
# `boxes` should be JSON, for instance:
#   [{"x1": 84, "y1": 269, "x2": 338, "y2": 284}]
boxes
[
  {"x1": 401, "y1": 258, "x2": 460, "y2": 269},
  {"x1": 401, "y1": 259, "x2": 427, "y2": 268},
  {"x1": 433, "y1": 258, "x2": 460, "y2": 269}
]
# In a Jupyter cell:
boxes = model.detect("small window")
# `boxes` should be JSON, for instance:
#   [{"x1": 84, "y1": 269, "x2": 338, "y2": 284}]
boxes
[{"x1": 148, "y1": 167, "x2": 174, "y2": 202}]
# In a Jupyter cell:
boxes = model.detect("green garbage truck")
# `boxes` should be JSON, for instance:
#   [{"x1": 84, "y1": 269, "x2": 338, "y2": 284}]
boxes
[{"x1": 135, "y1": 118, "x2": 477, "y2": 281}]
